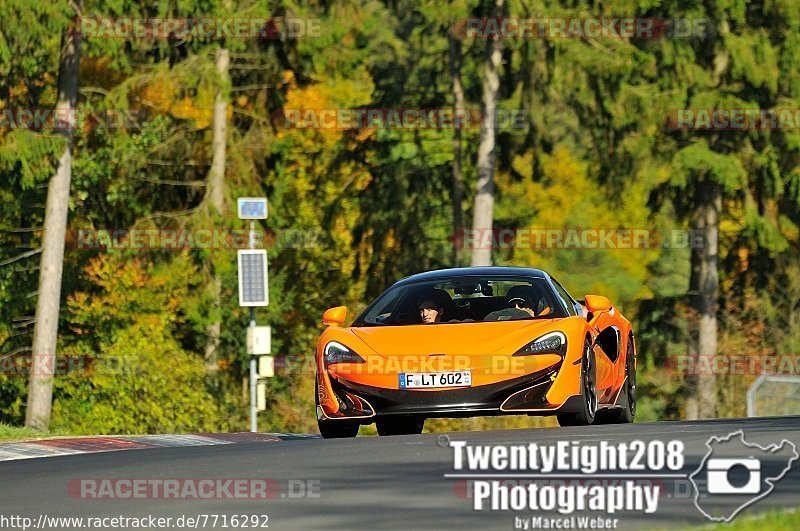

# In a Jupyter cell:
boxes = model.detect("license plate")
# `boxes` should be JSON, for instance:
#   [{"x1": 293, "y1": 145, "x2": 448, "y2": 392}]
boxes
[{"x1": 399, "y1": 370, "x2": 472, "y2": 389}]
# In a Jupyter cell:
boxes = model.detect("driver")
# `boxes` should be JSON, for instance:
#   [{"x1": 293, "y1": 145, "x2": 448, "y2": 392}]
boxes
[
  {"x1": 483, "y1": 286, "x2": 550, "y2": 321},
  {"x1": 508, "y1": 296, "x2": 536, "y2": 317},
  {"x1": 506, "y1": 285, "x2": 552, "y2": 317}
]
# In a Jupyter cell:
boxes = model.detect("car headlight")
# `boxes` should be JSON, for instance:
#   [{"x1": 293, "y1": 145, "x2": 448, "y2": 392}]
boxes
[
  {"x1": 513, "y1": 331, "x2": 567, "y2": 357},
  {"x1": 324, "y1": 341, "x2": 365, "y2": 366}
]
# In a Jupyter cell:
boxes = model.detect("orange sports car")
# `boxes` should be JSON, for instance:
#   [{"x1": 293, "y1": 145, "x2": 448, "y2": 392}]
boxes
[{"x1": 315, "y1": 267, "x2": 636, "y2": 437}]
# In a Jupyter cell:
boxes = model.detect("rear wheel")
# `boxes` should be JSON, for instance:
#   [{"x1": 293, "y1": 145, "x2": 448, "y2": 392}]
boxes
[
  {"x1": 556, "y1": 341, "x2": 597, "y2": 427},
  {"x1": 376, "y1": 417, "x2": 425, "y2": 436}
]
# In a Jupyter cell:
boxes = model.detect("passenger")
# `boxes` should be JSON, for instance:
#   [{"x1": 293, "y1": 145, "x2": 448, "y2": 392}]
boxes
[{"x1": 418, "y1": 298, "x2": 444, "y2": 324}]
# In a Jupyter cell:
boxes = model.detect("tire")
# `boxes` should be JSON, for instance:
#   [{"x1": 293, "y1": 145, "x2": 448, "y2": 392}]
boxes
[
  {"x1": 376, "y1": 417, "x2": 425, "y2": 436},
  {"x1": 556, "y1": 340, "x2": 597, "y2": 427},
  {"x1": 593, "y1": 335, "x2": 637, "y2": 424},
  {"x1": 556, "y1": 412, "x2": 580, "y2": 426},
  {"x1": 592, "y1": 408, "x2": 618, "y2": 424},
  {"x1": 315, "y1": 376, "x2": 359, "y2": 438},
  {"x1": 616, "y1": 336, "x2": 636, "y2": 423},
  {"x1": 318, "y1": 418, "x2": 359, "y2": 438}
]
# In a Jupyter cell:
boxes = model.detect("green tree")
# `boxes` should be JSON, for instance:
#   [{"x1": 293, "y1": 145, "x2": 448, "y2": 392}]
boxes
[{"x1": 53, "y1": 252, "x2": 222, "y2": 434}]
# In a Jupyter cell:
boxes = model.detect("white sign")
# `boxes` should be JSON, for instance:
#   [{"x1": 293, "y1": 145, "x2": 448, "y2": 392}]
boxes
[
  {"x1": 257, "y1": 381, "x2": 267, "y2": 411},
  {"x1": 247, "y1": 326, "x2": 272, "y2": 355},
  {"x1": 258, "y1": 355, "x2": 275, "y2": 378}
]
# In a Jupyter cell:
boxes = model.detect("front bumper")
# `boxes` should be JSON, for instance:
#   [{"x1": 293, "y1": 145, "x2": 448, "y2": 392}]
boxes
[{"x1": 321, "y1": 362, "x2": 573, "y2": 421}]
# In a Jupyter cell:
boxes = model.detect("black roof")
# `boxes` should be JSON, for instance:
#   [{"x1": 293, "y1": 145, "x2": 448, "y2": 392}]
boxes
[{"x1": 393, "y1": 266, "x2": 548, "y2": 287}]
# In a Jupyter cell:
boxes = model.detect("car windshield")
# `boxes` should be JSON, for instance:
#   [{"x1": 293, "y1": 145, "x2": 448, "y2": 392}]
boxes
[{"x1": 353, "y1": 276, "x2": 565, "y2": 326}]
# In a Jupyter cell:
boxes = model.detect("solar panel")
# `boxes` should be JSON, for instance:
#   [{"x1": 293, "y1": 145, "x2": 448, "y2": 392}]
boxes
[{"x1": 238, "y1": 250, "x2": 269, "y2": 306}]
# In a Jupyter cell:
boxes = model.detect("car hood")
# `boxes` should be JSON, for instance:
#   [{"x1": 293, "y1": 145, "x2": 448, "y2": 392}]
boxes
[{"x1": 350, "y1": 319, "x2": 560, "y2": 357}]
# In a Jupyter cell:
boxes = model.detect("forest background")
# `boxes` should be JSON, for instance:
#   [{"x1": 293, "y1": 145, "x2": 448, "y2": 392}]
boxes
[{"x1": 1, "y1": 0, "x2": 799, "y2": 435}]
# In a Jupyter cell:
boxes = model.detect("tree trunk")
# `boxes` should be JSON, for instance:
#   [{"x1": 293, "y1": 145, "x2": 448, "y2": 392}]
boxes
[
  {"x1": 204, "y1": 277, "x2": 223, "y2": 375},
  {"x1": 685, "y1": 178, "x2": 720, "y2": 420},
  {"x1": 203, "y1": 47, "x2": 230, "y2": 377},
  {"x1": 449, "y1": 34, "x2": 465, "y2": 266},
  {"x1": 449, "y1": 33, "x2": 465, "y2": 267},
  {"x1": 470, "y1": 0, "x2": 503, "y2": 267},
  {"x1": 25, "y1": 18, "x2": 81, "y2": 431},
  {"x1": 205, "y1": 47, "x2": 229, "y2": 215},
  {"x1": 696, "y1": 179, "x2": 720, "y2": 418}
]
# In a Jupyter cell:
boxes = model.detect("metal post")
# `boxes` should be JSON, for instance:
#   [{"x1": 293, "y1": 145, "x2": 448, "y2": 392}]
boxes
[
  {"x1": 747, "y1": 374, "x2": 767, "y2": 418},
  {"x1": 249, "y1": 308, "x2": 257, "y2": 432},
  {"x1": 238, "y1": 201, "x2": 268, "y2": 433},
  {"x1": 248, "y1": 220, "x2": 258, "y2": 433}
]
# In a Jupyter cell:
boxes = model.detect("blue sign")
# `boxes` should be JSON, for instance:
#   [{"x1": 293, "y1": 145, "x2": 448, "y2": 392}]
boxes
[{"x1": 237, "y1": 197, "x2": 268, "y2": 219}]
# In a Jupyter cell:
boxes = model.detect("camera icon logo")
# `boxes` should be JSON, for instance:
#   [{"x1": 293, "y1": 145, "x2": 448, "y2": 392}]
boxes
[
  {"x1": 689, "y1": 430, "x2": 797, "y2": 523},
  {"x1": 706, "y1": 458, "x2": 760, "y2": 494}
]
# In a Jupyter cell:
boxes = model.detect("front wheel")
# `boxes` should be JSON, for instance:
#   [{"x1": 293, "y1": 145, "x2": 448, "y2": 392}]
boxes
[
  {"x1": 315, "y1": 376, "x2": 359, "y2": 438},
  {"x1": 594, "y1": 335, "x2": 636, "y2": 424},
  {"x1": 318, "y1": 418, "x2": 359, "y2": 439},
  {"x1": 376, "y1": 417, "x2": 425, "y2": 436},
  {"x1": 556, "y1": 341, "x2": 597, "y2": 427},
  {"x1": 615, "y1": 336, "x2": 636, "y2": 423}
]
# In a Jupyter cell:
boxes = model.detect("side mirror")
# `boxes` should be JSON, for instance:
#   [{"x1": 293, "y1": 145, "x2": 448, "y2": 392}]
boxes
[
  {"x1": 322, "y1": 306, "x2": 347, "y2": 326},
  {"x1": 584, "y1": 295, "x2": 612, "y2": 313}
]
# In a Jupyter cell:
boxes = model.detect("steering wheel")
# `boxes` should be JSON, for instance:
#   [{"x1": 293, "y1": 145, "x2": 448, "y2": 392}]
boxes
[{"x1": 508, "y1": 297, "x2": 527, "y2": 308}]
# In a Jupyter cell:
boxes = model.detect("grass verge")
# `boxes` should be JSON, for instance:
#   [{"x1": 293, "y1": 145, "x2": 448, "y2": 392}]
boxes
[
  {"x1": 697, "y1": 508, "x2": 800, "y2": 530},
  {"x1": 0, "y1": 422, "x2": 63, "y2": 442}
]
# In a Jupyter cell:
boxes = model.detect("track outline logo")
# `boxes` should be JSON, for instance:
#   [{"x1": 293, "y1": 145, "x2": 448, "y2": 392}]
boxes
[{"x1": 688, "y1": 430, "x2": 798, "y2": 523}]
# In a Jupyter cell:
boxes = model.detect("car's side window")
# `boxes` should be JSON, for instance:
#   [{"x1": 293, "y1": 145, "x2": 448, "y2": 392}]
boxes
[
  {"x1": 551, "y1": 278, "x2": 579, "y2": 316},
  {"x1": 363, "y1": 289, "x2": 403, "y2": 324}
]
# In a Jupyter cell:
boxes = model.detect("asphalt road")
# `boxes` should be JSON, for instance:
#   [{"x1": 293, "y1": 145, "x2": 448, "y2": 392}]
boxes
[{"x1": 1, "y1": 416, "x2": 799, "y2": 530}]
